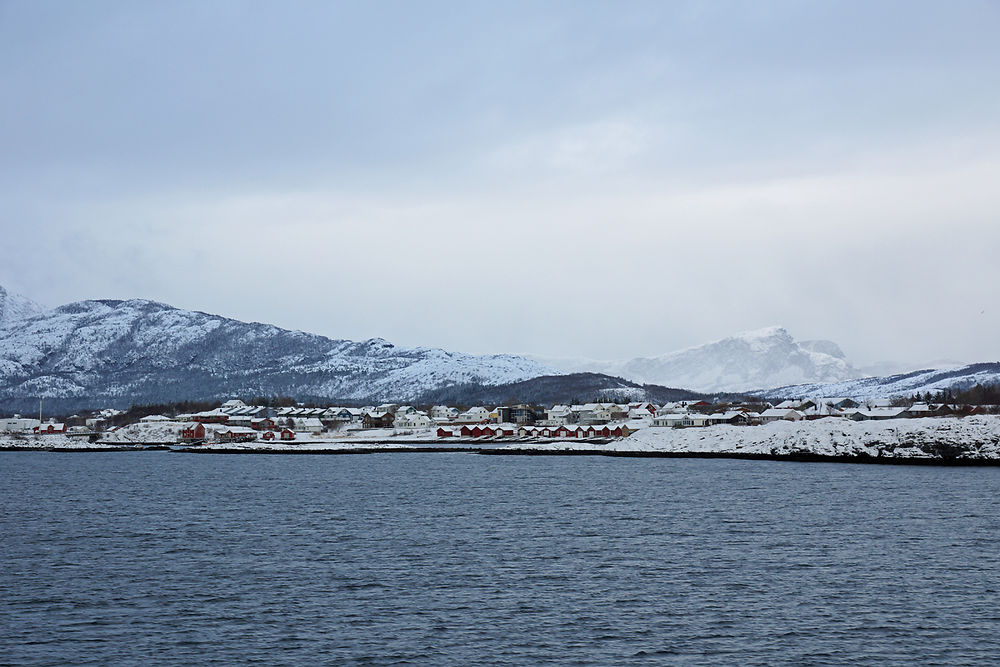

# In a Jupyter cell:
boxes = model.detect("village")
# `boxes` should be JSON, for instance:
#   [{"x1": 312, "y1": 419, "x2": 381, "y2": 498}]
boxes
[{"x1": 1, "y1": 394, "x2": 993, "y2": 447}]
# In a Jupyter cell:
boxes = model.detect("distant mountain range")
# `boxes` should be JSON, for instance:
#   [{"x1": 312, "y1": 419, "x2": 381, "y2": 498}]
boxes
[
  {"x1": 761, "y1": 363, "x2": 1000, "y2": 401},
  {"x1": 0, "y1": 285, "x2": 996, "y2": 411},
  {"x1": 533, "y1": 326, "x2": 997, "y2": 400},
  {"x1": 0, "y1": 295, "x2": 560, "y2": 412},
  {"x1": 531, "y1": 326, "x2": 863, "y2": 393}
]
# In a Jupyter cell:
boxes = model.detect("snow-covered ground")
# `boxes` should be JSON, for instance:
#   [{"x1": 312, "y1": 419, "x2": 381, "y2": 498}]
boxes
[
  {"x1": 99, "y1": 421, "x2": 189, "y2": 444},
  {"x1": 0, "y1": 434, "x2": 123, "y2": 450},
  {"x1": 525, "y1": 416, "x2": 1000, "y2": 460},
  {"x1": 5, "y1": 417, "x2": 1000, "y2": 461}
]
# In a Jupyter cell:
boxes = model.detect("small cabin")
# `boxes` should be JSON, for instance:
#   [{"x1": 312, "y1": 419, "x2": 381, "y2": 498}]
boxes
[{"x1": 180, "y1": 422, "x2": 207, "y2": 442}]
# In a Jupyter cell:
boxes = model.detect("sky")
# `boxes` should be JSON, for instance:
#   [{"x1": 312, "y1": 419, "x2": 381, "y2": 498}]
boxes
[{"x1": 1, "y1": 0, "x2": 999, "y2": 367}]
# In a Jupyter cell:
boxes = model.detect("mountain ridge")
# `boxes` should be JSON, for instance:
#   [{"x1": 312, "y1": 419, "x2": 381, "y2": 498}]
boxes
[
  {"x1": 0, "y1": 294, "x2": 558, "y2": 412},
  {"x1": 532, "y1": 326, "x2": 864, "y2": 393},
  {"x1": 0, "y1": 286, "x2": 47, "y2": 328}
]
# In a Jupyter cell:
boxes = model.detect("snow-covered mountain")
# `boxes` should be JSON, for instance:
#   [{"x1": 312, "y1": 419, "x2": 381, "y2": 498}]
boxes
[
  {"x1": 534, "y1": 326, "x2": 863, "y2": 394},
  {"x1": 0, "y1": 286, "x2": 47, "y2": 328},
  {"x1": 762, "y1": 362, "x2": 1000, "y2": 400},
  {"x1": 0, "y1": 296, "x2": 556, "y2": 411}
]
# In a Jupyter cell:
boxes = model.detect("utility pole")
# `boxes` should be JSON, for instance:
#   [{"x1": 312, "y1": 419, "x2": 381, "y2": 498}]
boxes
[{"x1": 39, "y1": 398, "x2": 42, "y2": 424}]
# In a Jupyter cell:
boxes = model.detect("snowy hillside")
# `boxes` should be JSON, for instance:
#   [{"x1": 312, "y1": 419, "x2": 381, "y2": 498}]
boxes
[
  {"x1": 0, "y1": 286, "x2": 47, "y2": 328},
  {"x1": 530, "y1": 416, "x2": 1000, "y2": 461},
  {"x1": 763, "y1": 362, "x2": 1000, "y2": 400},
  {"x1": 535, "y1": 326, "x2": 863, "y2": 393},
  {"x1": 0, "y1": 296, "x2": 556, "y2": 410}
]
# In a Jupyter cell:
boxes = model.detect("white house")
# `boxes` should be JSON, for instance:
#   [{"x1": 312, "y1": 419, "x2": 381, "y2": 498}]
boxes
[
  {"x1": 293, "y1": 417, "x2": 325, "y2": 433},
  {"x1": 394, "y1": 412, "x2": 434, "y2": 429},
  {"x1": 760, "y1": 408, "x2": 804, "y2": 423},
  {"x1": 546, "y1": 405, "x2": 573, "y2": 425},
  {"x1": 139, "y1": 415, "x2": 171, "y2": 423},
  {"x1": 652, "y1": 414, "x2": 691, "y2": 428},
  {"x1": 456, "y1": 407, "x2": 491, "y2": 423},
  {"x1": 1, "y1": 417, "x2": 41, "y2": 433},
  {"x1": 431, "y1": 405, "x2": 459, "y2": 420}
]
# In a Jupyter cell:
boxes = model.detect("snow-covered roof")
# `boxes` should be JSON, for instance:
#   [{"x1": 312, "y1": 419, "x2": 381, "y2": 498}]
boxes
[{"x1": 761, "y1": 408, "x2": 802, "y2": 418}]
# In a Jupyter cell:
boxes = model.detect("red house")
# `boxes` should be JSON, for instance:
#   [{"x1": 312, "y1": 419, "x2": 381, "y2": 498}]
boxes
[
  {"x1": 251, "y1": 418, "x2": 276, "y2": 431},
  {"x1": 193, "y1": 410, "x2": 230, "y2": 424},
  {"x1": 262, "y1": 431, "x2": 276, "y2": 441},
  {"x1": 35, "y1": 423, "x2": 66, "y2": 434},
  {"x1": 217, "y1": 427, "x2": 258, "y2": 443},
  {"x1": 180, "y1": 422, "x2": 206, "y2": 442},
  {"x1": 279, "y1": 428, "x2": 296, "y2": 441},
  {"x1": 437, "y1": 427, "x2": 454, "y2": 438}
]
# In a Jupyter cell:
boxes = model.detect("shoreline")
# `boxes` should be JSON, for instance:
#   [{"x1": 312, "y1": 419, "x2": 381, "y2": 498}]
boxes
[{"x1": 3, "y1": 443, "x2": 1000, "y2": 466}]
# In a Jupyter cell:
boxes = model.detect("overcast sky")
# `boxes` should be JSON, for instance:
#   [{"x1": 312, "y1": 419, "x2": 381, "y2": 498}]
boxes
[{"x1": 2, "y1": 1, "x2": 998, "y2": 366}]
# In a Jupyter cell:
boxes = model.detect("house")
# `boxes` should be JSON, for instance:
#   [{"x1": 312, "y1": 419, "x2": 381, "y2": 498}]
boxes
[
  {"x1": 455, "y1": 407, "x2": 491, "y2": 423},
  {"x1": 2, "y1": 417, "x2": 40, "y2": 433},
  {"x1": 707, "y1": 411, "x2": 751, "y2": 426},
  {"x1": 139, "y1": 415, "x2": 170, "y2": 423},
  {"x1": 180, "y1": 422, "x2": 207, "y2": 442},
  {"x1": 849, "y1": 408, "x2": 911, "y2": 421},
  {"x1": 251, "y1": 417, "x2": 277, "y2": 431},
  {"x1": 760, "y1": 408, "x2": 804, "y2": 423},
  {"x1": 546, "y1": 405, "x2": 573, "y2": 425},
  {"x1": 327, "y1": 407, "x2": 363, "y2": 422},
  {"x1": 652, "y1": 414, "x2": 694, "y2": 428},
  {"x1": 217, "y1": 427, "x2": 258, "y2": 443},
  {"x1": 652, "y1": 413, "x2": 712, "y2": 428},
  {"x1": 226, "y1": 415, "x2": 253, "y2": 428},
  {"x1": 35, "y1": 422, "x2": 67, "y2": 434},
  {"x1": 191, "y1": 409, "x2": 230, "y2": 424},
  {"x1": 279, "y1": 428, "x2": 296, "y2": 441},
  {"x1": 431, "y1": 406, "x2": 459, "y2": 421},
  {"x1": 394, "y1": 412, "x2": 433, "y2": 429},
  {"x1": 511, "y1": 405, "x2": 541, "y2": 424},
  {"x1": 261, "y1": 430, "x2": 276, "y2": 441},
  {"x1": 362, "y1": 411, "x2": 395, "y2": 428},
  {"x1": 437, "y1": 427, "x2": 454, "y2": 438},
  {"x1": 294, "y1": 417, "x2": 325, "y2": 433}
]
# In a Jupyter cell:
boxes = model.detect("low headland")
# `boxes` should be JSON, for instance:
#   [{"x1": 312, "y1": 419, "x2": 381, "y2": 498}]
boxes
[{"x1": 4, "y1": 416, "x2": 1000, "y2": 466}]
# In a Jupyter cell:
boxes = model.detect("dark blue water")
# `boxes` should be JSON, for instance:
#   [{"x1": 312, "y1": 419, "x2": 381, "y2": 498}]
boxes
[{"x1": 2, "y1": 452, "x2": 1000, "y2": 666}]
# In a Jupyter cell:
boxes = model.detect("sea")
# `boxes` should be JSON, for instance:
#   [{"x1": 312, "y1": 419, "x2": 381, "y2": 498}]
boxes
[{"x1": 2, "y1": 451, "x2": 999, "y2": 666}]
